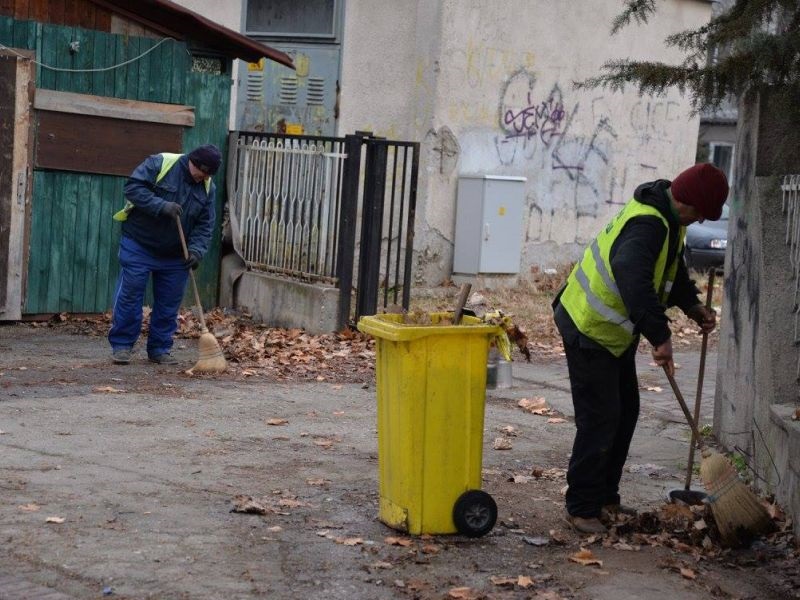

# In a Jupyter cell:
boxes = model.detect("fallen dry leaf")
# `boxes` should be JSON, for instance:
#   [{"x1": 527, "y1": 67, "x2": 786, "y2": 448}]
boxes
[
  {"x1": 518, "y1": 397, "x2": 550, "y2": 415},
  {"x1": 680, "y1": 567, "x2": 696, "y2": 580},
  {"x1": 511, "y1": 475, "x2": 534, "y2": 484},
  {"x1": 267, "y1": 525, "x2": 282, "y2": 532},
  {"x1": 313, "y1": 439, "x2": 334, "y2": 448},
  {"x1": 385, "y1": 536, "x2": 413, "y2": 547},
  {"x1": 266, "y1": 418, "x2": 289, "y2": 426},
  {"x1": 490, "y1": 576, "x2": 516, "y2": 587},
  {"x1": 546, "y1": 417, "x2": 567, "y2": 424},
  {"x1": 645, "y1": 386, "x2": 663, "y2": 392},
  {"x1": 421, "y1": 544, "x2": 440, "y2": 554},
  {"x1": 335, "y1": 537, "x2": 363, "y2": 546},
  {"x1": 517, "y1": 575, "x2": 534, "y2": 588},
  {"x1": 19, "y1": 503, "x2": 41, "y2": 512},
  {"x1": 306, "y1": 478, "x2": 327, "y2": 486},
  {"x1": 569, "y1": 548, "x2": 603, "y2": 567},
  {"x1": 92, "y1": 386, "x2": 125, "y2": 393},
  {"x1": 448, "y1": 587, "x2": 479, "y2": 599},
  {"x1": 500, "y1": 425, "x2": 517, "y2": 436},
  {"x1": 370, "y1": 561, "x2": 393, "y2": 569},
  {"x1": 45, "y1": 516, "x2": 65, "y2": 524}
]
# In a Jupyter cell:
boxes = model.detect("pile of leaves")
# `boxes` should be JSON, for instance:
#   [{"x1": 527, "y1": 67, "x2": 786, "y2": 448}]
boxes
[
  {"x1": 31, "y1": 309, "x2": 376, "y2": 383},
  {"x1": 604, "y1": 501, "x2": 795, "y2": 560}
]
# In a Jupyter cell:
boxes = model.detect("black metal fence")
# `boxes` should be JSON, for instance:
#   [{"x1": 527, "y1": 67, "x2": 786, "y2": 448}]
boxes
[{"x1": 228, "y1": 130, "x2": 419, "y2": 328}]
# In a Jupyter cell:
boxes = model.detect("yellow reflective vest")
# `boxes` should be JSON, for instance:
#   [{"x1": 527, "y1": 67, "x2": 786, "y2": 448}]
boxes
[
  {"x1": 112, "y1": 153, "x2": 212, "y2": 222},
  {"x1": 559, "y1": 199, "x2": 685, "y2": 357}
]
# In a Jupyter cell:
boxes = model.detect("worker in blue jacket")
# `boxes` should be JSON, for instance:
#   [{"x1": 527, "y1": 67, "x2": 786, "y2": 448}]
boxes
[{"x1": 108, "y1": 144, "x2": 221, "y2": 365}]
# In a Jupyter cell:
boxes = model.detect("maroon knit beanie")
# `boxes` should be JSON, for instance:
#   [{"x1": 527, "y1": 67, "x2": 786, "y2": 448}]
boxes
[{"x1": 670, "y1": 163, "x2": 729, "y2": 221}]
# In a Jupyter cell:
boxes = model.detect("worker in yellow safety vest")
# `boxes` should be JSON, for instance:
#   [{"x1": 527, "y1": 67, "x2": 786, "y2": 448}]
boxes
[
  {"x1": 108, "y1": 145, "x2": 221, "y2": 366},
  {"x1": 553, "y1": 163, "x2": 729, "y2": 534}
]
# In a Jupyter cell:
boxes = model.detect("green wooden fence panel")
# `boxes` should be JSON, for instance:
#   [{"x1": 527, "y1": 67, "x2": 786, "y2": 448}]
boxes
[
  {"x1": 0, "y1": 14, "x2": 231, "y2": 315},
  {"x1": 183, "y1": 70, "x2": 232, "y2": 307}
]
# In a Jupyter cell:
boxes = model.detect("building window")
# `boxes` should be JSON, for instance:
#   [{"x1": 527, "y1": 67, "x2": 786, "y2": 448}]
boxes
[
  {"x1": 246, "y1": 0, "x2": 337, "y2": 39},
  {"x1": 709, "y1": 142, "x2": 734, "y2": 184}
]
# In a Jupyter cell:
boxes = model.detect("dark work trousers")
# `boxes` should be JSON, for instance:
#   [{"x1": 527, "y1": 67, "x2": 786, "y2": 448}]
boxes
[{"x1": 563, "y1": 338, "x2": 640, "y2": 518}]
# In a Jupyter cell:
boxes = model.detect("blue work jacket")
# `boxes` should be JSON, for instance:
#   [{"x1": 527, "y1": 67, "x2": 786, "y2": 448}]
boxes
[{"x1": 121, "y1": 154, "x2": 216, "y2": 260}]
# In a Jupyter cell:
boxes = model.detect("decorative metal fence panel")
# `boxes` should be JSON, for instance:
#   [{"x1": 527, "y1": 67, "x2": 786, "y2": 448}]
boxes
[
  {"x1": 781, "y1": 174, "x2": 800, "y2": 378},
  {"x1": 231, "y1": 134, "x2": 346, "y2": 284},
  {"x1": 228, "y1": 131, "x2": 420, "y2": 327}
]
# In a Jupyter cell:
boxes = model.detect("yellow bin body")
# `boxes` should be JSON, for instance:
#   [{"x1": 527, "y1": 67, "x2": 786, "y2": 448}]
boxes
[{"x1": 357, "y1": 313, "x2": 498, "y2": 535}]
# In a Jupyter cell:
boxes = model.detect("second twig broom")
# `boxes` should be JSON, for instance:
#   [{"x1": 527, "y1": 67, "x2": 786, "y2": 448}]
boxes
[
  {"x1": 663, "y1": 367, "x2": 771, "y2": 546},
  {"x1": 176, "y1": 217, "x2": 227, "y2": 373}
]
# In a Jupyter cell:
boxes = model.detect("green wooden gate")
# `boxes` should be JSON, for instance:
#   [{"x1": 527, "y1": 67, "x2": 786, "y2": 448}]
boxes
[{"x1": 0, "y1": 16, "x2": 229, "y2": 313}]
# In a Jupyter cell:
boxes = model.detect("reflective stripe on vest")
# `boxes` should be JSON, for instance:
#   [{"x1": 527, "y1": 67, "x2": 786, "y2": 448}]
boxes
[
  {"x1": 559, "y1": 198, "x2": 684, "y2": 357},
  {"x1": 112, "y1": 153, "x2": 211, "y2": 221}
]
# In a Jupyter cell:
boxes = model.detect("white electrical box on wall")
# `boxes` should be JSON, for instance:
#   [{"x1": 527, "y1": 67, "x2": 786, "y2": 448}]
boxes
[{"x1": 453, "y1": 175, "x2": 527, "y2": 275}]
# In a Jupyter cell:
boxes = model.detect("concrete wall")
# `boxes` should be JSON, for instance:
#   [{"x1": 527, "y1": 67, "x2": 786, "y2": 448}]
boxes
[
  {"x1": 715, "y1": 87, "x2": 800, "y2": 537},
  {"x1": 338, "y1": 0, "x2": 711, "y2": 284}
]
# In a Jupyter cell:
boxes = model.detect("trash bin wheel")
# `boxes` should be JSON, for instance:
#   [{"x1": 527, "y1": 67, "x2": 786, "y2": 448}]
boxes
[{"x1": 453, "y1": 490, "x2": 497, "y2": 537}]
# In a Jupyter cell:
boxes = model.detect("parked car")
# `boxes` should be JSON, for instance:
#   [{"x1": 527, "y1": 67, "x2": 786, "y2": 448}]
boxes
[{"x1": 684, "y1": 203, "x2": 729, "y2": 271}]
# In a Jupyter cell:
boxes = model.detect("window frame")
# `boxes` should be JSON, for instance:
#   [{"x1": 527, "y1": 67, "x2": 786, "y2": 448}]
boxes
[{"x1": 244, "y1": 0, "x2": 342, "y2": 42}]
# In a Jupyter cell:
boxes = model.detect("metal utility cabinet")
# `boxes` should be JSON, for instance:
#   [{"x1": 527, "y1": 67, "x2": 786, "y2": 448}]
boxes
[{"x1": 453, "y1": 175, "x2": 526, "y2": 275}]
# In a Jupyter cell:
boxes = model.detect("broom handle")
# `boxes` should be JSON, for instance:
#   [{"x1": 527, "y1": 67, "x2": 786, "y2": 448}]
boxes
[
  {"x1": 453, "y1": 283, "x2": 471, "y2": 325},
  {"x1": 175, "y1": 217, "x2": 208, "y2": 333},
  {"x1": 685, "y1": 268, "x2": 716, "y2": 489},
  {"x1": 663, "y1": 366, "x2": 705, "y2": 451}
]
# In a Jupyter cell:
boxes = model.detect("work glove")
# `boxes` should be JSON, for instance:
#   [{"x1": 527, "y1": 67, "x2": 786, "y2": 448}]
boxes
[
  {"x1": 686, "y1": 304, "x2": 716, "y2": 334},
  {"x1": 185, "y1": 253, "x2": 200, "y2": 270},
  {"x1": 161, "y1": 201, "x2": 183, "y2": 219}
]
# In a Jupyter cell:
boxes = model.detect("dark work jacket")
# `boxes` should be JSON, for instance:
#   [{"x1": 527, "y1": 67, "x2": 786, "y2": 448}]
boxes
[
  {"x1": 554, "y1": 179, "x2": 700, "y2": 351},
  {"x1": 121, "y1": 154, "x2": 216, "y2": 260}
]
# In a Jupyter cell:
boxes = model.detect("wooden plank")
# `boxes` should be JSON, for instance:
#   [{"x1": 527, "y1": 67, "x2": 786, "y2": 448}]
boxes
[
  {"x1": 0, "y1": 48, "x2": 34, "y2": 319},
  {"x1": 35, "y1": 111, "x2": 184, "y2": 176},
  {"x1": 38, "y1": 22, "x2": 56, "y2": 89},
  {"x1": 42, "y1": 174, "x2": 60, "y2": 312},
  {"x1": 112, "y1": 32, "x2": 125, "y2": 98},
  {"x1": 59, "y1": 173, "x2": 77, "y2": 311},
  {"x1": 47, "y1": 0, "x2": 65, "y2": 28},
  {"x1": 72, "y1": 174, "x2": 90, "y2": 309},
  {"x1": 53, "y1": 23, "x2": 71, "y2": 90},
  {"x1": 82, "y1": 175, "x2": 102, "y2": 311},
  {"x1": 34, "y1": 89, "x2": 195, "y2": 126},
  {"x1": 123, "y1": 34, "x2": 139, "y2": 100},
  {"x1": 23, "y1": 171, "x2": 43, "y2": 313},
  {"x1": 30, "y1": 0, "x2": 48, "y2": 22},
  {"x1": 0, "y1": 55, "x2": 16, "y2": 309},
  {"x1": 0, "y1": 16, "x2": 12, "y2": 44},
  {"x1": 74, "y1": 26, "x2": 91, "y2": 94},
  {"x1": 95, "y1": 176, "x2": 115, "y2": 311},
  {"x1": 12, "y1": 17, "x2": 34, "y2": 49}
]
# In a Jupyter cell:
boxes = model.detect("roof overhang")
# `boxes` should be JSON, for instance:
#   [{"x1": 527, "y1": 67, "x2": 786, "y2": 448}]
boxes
[{"x1": 89, "y1": 0, "x2": 294, "y2": 69}]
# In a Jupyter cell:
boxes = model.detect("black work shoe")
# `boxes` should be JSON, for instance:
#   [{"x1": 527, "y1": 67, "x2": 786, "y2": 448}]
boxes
[
  {"x1": 112, "y1": 349, "x2": 132, "y2": 365},
  {"x1": 149, "y1": 353, "x2": 179, "y2": 365},
  {"x1": 566, "y1": 514, "x2": 607, "y2": 534},
  {"x1": 601, "y1": 504, "x2": 638, "y2": 522}
]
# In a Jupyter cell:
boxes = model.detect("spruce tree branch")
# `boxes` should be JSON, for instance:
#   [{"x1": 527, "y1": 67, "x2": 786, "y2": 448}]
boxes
[{"x1": 610, "y1": 0, "x2": 659, "y2": 35}]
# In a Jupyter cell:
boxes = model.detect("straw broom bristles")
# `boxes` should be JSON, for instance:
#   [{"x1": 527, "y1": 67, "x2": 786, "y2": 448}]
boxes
[
  {"x1": 700, "y1": 448, "x2": 772, "y2": 546},
  {"x1": 664, "y1": 367, "x2": 772, "y2": 546},
  {"x1": 193, "y1": 328, "x2": 227, "y2": 373},
  {"x1": 175, "y1": 217, "x2": 227, "y2": 374}
]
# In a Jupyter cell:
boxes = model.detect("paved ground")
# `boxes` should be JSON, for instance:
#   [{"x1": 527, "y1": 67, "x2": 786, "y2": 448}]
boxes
[{"x1": 0, "y1": 324, "x2": 796, "y2": 600}]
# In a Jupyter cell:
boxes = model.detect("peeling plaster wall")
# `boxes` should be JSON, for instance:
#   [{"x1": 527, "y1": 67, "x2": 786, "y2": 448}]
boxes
[
  {"x1": 716, "y1": 88, "x2": 800, "y2": 536},
  {"x1": 338, "y1": 0, "x2": 710, "y2": 284}
]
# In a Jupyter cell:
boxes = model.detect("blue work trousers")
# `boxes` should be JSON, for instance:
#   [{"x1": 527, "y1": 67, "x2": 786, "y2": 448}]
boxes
[{"x1": 108, "y1": 236, "x2": 190, "y2": 358}]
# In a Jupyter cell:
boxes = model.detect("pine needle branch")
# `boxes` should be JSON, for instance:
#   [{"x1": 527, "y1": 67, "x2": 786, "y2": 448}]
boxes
[{"x1": 610, "y1": 0, "x2": 659, "y2": 35}]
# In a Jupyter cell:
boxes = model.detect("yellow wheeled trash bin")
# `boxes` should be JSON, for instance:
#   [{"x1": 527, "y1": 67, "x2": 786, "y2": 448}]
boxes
[{"x1": 357, "y1": 312, "x2": 501, "y2": 537}]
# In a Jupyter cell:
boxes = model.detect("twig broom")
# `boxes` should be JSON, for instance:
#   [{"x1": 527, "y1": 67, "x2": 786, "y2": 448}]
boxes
[
  {"x1": 662, "y1": 366, "x2": 771, "y2": 546},
  {"x1": 176, "y1": 217, "x2": 227, "y2": 373}
]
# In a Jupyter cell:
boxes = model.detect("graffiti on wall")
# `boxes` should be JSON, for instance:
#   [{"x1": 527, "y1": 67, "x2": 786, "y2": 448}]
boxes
[{"x1": 486, "y1": 67, "x2": 686, "y2": 247}]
